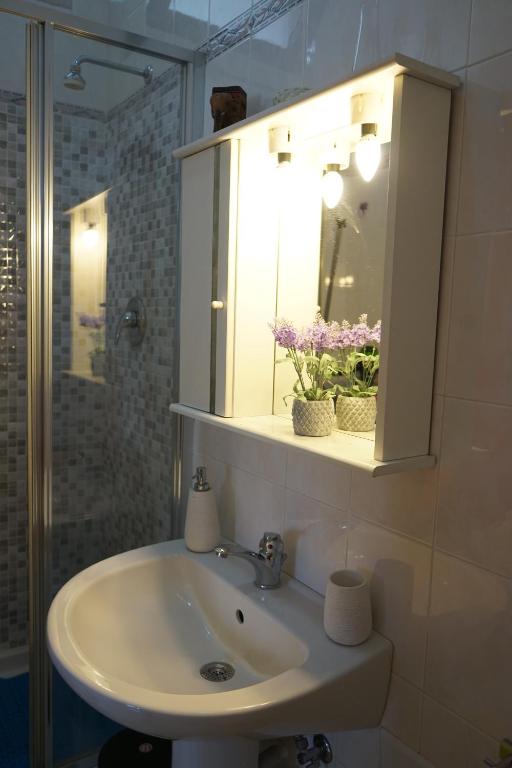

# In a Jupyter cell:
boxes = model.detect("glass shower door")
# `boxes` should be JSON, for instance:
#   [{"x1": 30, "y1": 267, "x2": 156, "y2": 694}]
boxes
[
  {"x1": 51, "y1": 29, "x2": 183, "y2": 766},
  {"x1": 0, "y1": 12, "x2": 30, "y2": 768}
]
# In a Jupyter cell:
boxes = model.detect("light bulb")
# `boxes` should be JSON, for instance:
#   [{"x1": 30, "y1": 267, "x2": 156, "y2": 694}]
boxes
[
  {"x1": 81, "y1": 224, "x2": 99, "y2": 248},
  {"x1": 321, "y1": 168, "x2": 344, "y2": 209},
  {"x1": 355, "y1": 131, "x2": 381, "y2": 182}
]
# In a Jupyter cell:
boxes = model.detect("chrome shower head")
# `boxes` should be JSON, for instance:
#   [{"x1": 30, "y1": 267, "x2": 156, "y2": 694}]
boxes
[
  {"x1": 64, "y1": 57, "x2": 153, "y2": 94},
  {"x1": 63, "y1": 65, "x2": 86, "y2": 91}
]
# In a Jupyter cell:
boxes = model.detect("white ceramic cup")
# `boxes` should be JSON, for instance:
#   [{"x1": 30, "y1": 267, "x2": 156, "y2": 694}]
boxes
[{"x1": 323, "y1": 569, "x2": 372, "y2": 646}]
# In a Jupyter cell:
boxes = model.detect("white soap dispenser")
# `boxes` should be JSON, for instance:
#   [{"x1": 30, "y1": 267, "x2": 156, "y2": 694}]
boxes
[{"x1": 184, "y1": 466, "x2": 220, "y2": 553}]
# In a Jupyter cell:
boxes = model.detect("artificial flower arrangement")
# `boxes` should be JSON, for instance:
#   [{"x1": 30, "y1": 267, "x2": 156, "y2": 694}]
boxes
[
  {"x1": 270, "y1": 313, "x2": 381, "y2": 436},
  {"x1": 78, "y1": 312, "x2": 106, "y2": 377}
]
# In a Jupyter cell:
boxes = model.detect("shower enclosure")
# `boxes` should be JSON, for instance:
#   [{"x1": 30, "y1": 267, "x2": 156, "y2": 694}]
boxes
[{"x1": 0, "y1": 3, "x2": 200, "y2": 766}]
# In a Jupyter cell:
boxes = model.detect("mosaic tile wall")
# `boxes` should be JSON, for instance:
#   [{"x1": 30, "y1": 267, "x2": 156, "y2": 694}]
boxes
[
  {"x1": 1, "y1": 64, "x2": 182, "y2": 654},
  {"x1": 51, "y1": 103, "x2": 112, "y2": 596},
  {"x1": 104, "y1": 66, "x2": 181, "y2": 553},
  {"x1": 53, "y1": 65, "x2": 182, "y2": 593},
  {"x1": 0, "y1": 91, "x2": 28, "y2": 651}
]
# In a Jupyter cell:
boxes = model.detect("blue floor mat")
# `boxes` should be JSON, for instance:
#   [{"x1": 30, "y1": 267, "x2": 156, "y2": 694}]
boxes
[
  {"x1": 0, "y1": 670, "x2": 121, "y2": 768},
  {"x1": 0, "y1": 673, "x2": 28, "y2": 768}
]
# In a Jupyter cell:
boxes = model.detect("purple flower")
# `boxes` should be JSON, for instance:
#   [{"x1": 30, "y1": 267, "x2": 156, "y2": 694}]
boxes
[
  {"x1": 78, "y1": 312, "x2": 105, "y2": 329},
  {"x1": 269, "y1": 318, "x2": 300, "y2": 349},
  {"x1": 270, "y1": 313, "x2": 381, "y2": 352},
  {"x1": 329, "y1": 313, "x2": 381, "y2": 349},
  {"x1": 299, "y1": 313, "x2": 338, "y2": 352},
  {"x1": 369, "y1": 320, "x2": 381, "y2": 344}
]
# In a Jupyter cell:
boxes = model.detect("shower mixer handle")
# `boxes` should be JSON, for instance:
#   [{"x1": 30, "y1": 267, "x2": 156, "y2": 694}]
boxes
[
  {"x1": 114, "y1": 310, "x2": 137, "y2": 344},
  {"x1": 114, "y1": 297, "x2": 146, "y2": 347}
]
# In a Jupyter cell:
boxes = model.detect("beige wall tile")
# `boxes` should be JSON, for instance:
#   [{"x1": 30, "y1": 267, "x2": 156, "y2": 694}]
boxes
[
  {"x1": 382, "y1": 675, "x2": 423, "y2": 750},
  {"x1": 286, "y1": 448, "x2": 351, "y2": 511},
  {"x1": 420, "y1": 697, "x2": 468, "y2": 768},
  {"x1": 210, "y1": 463, "x2": 286, "y2": 549},
  {"x1": 469, "y1": 0, "x2": 512, "y2": 64},
  {"x1": 458, "y1": 52, "x2": 512, "y2": 234},
  {"x1": 466, "y1": 729, "x2": 500, "y2": 768},
  {"x1": 421, "y1": 712, "x2": 499, "y2": 768},
  {"x1": 377, "y1": 0, "x2": 471, "y2": 72},
  {"x1": 284, "y1": 489, "x2": 349, "y2": 594},
  {"x1": 381, "y1": 731, "x2": 432, "y2": 768},
  {"x1": 350, "y1": 468, "x2": 436, "y2": 544},
  {"x1": 194, "y1": 422, "x2": 231, "y2": 465},
  {"x1": 445, "y1": 233, "x2": 512, "y2": 406},
  {"x1": 305, "y1": 0, "x2": 379, "y2": 89},
  {"x1": 249, "y1": 4, "x2": 306, "y2": 114},
  {"x1": 334, "y1": 728, "x2": 381, "y2": 768},
  {"x1": 226, "y1": 431, "x2": 287, "y2": 486},
  {"x1": 347, "y1": 519, "x2": 431, "y2": 686},
  {"x1": 437, "y1": 398, "x2": 512, "y2": 578},
  {"x1": 194, "y1": 422, "x2": 287, "y2": 485},
  {"x1": 425, "y1": 552, "x2": 512, "y2": 739}
]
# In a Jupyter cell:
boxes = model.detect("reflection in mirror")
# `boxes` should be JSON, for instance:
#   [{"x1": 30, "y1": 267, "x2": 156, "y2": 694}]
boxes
[{"x1": 318, "y1": 143, "x2": 390, "y2": 328}]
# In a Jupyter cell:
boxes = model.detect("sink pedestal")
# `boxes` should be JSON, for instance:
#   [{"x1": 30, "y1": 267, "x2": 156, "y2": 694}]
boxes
[{"x1": 172, "y1": 737, "x2": 259, "y2": 768}]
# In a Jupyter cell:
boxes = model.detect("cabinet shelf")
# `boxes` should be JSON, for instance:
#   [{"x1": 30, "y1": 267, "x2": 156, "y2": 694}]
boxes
[{"x1": 170, "y1": 403, "x2": 435, "y2": 477}]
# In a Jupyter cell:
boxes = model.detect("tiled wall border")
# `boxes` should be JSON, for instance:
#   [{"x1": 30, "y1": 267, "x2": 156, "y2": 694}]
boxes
[{"x1": 200, "y1": 0, "x2": 306, "y2": 60}]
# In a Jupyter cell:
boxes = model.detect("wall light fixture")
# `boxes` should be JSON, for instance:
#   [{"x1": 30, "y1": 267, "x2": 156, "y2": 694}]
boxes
[
  {"x1": 321, "y1": 142, "x2": 350, "y2": 209},
  {"x1": 351, "y1": 92, "x2": 381, "y2": 182}
]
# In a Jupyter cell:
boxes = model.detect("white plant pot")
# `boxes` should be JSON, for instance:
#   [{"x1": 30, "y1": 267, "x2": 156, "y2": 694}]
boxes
[
  {"x1": 292, "y1": 399, "x2": 334, "y2": 437},
  {"x1": 336, "y1": 395, "x2": 376, "y2": 432}
]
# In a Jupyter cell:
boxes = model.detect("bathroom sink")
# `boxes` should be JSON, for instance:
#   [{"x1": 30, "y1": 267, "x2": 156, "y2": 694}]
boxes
[{"x1": 47, "y1": 539, "x2": 391, "y2": 740}]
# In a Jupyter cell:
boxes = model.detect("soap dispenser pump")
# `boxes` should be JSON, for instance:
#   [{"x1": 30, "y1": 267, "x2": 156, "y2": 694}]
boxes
[{"x1": 184, "y1": 466, "x2": 220, "y2": 553}]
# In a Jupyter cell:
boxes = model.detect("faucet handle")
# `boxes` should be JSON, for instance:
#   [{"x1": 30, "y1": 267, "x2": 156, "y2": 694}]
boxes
[{"x1": 259, "y1": 532, "x2": 286, "y2": 561}]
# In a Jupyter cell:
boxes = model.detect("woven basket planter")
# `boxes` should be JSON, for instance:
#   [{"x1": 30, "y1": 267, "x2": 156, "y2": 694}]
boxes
[
  {"x1": 292, "y1": 399, "x2": 335, "y2": 437},
  {"x1": 90, "y1": 350, "x2": 106, "y2": 378},
  {"x1": 336, "y1": 395, "x2": 376, "y2": 432}
]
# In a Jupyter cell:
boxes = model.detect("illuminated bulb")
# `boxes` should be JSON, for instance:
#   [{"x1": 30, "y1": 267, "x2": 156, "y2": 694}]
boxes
[
  {"x1": 82, "y1": 224, "x2": 99, "y2": 248},
  {"x1": 355, "y1": 125, "x2": 381, "y2": 182},
  {"x1": 321, "y1": 166, "x2": 344, "y2": 209}
]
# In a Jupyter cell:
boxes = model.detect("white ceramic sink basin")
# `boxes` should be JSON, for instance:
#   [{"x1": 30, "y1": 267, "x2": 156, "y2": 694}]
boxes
[{"x1": 47, "y1": 539, "x2": 391, "y2": 740}]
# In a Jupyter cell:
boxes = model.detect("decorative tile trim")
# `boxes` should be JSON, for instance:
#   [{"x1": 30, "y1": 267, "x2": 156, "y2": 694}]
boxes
[
  {"x1": 0, "y1": 88, "x2": 25, "y2": 105},
  {"x1": 200, "y1": 0, "x2": 306, "y2": 60},
  {"x1": 40, "y1": 0, "x2": 73, "y2": 9},
  {"x1": 54, "y1": 101, "x2": 106, "y2": 121}
]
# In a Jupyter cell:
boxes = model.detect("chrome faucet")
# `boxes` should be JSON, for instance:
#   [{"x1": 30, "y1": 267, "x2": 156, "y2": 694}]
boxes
[
  {"x1": 215, "y1": 533, "x2": 287, "y2": 589},
  {"x1": 114, "y1": 296, "x2": 146, "y2": 347}
]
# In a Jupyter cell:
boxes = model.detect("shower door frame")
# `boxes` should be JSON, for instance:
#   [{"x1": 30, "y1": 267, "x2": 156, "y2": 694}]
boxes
[{"x1": 0, "y1": 2, "x2": 202, "y2": 766}]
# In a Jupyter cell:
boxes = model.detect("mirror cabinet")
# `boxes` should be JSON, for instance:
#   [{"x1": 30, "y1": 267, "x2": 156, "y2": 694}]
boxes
[{"x1": 173, "y1": 55, "x2": 459, "y2": 473}]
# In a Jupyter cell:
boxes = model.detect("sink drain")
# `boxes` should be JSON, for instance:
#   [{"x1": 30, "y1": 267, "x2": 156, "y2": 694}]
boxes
[{"x1": 200, "y1": 661, "x2": 235, "y2": 682}]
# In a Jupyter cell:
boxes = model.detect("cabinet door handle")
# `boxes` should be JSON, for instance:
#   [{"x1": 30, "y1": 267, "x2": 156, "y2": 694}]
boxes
[{"x1": 211, "y1": 300, "x2": 225, "y2": 310}]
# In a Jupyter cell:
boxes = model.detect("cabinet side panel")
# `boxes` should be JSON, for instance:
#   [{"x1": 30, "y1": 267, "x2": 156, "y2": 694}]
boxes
[
  {"x1": 179, "y1": 149, "x2": 215, "y2": 411},
  {"x1": 232, "y1": 136, "x2": 279, "y2": 417},
  {"x1": 375, "y1": 75, "x2": 451, "y2": 461},
  {"x1": 215, "y1": 140, "x2": 239, "y2": 417}
]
